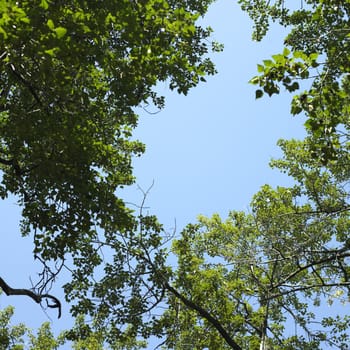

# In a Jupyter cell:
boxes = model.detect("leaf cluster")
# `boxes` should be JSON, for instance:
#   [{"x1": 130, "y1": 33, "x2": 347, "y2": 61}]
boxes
[{"x1": 242, "y1": 0, "x2": 350, "y2": 164}]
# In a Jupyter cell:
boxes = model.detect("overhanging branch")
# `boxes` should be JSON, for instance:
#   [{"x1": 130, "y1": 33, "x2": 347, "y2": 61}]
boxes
[{"x1": 0, "y1": 276, "x2": 61, "y2": 318}]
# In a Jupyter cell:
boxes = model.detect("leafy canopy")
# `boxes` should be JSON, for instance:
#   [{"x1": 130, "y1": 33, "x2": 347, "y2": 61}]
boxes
[
  {"x1": 3, "y1": 0, "x2": 350, "y2": 349},
  {"x1": 0, "y1": 0, "x2": 219, "y2": 342}
]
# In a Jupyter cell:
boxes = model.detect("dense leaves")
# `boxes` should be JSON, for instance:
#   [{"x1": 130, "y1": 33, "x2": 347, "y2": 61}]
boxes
[
  {"x1": 0, "y1": 0, "x2": 218, "y2": 343},
  {"x1": 0, "y1": 0, "x2": 217, "y2": 256}
]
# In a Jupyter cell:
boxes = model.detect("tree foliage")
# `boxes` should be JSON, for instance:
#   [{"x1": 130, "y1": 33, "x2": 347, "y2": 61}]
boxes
[
  {"x1": 0, "y1": 306, "x2": 146, "y2": 349},
  {"x1": 0, "y1": 0, "x2": 217, "y2": 257},
  {"x1": 0, "y1": 0, "x2": 219, "y2": 344},
  {"x1": 161, "y1": 135, "x2": 350, "y2": 348},
  {"x1": 239, "y1": 0, "x2": 350, "y2": 164},
  {"x1": 2, "y1": 0, "x2": 350, "y2": 349}
]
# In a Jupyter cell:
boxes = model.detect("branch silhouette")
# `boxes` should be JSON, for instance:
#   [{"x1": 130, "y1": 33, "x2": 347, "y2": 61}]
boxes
[{"x1": 0, "y1": 276, "x2": 61, "y2": 318}]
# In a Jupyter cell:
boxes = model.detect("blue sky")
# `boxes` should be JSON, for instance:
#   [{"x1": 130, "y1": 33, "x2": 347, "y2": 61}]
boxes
[
  {"x1": 128, "y1": 0, "x2": 306, "y2": 230},
  {"x1": 0, "y1": 0, "x2": 308, "y2": 346}
]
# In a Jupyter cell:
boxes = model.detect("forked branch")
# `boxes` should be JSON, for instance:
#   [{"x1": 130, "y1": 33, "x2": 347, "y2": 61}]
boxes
[{"x1": 0, "y1": 276, "x2": 61, "y2": 318}]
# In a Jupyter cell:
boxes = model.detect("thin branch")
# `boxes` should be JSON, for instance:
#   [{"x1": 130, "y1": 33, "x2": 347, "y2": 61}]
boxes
[
  {"x1": 8, "y1": 63, "x2": 41, "y2": 105},
  {"x1": 269, "y1": 249, "x2": 350, "y2": 292},
  {"x1": 265, "y1": 281, "x2": 350, "y2": 301}
]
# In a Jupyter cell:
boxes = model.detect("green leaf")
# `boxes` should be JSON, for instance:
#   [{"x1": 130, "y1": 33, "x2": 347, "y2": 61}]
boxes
[
  {"x1": 263, "y1": 59, "x2": 273, "y2": 67},
  {"x1": 54, "y1": 26, "x2": 67, "y2": 38},
  {"x1": 282, "y1": 47, "x2": 290, "y2": 56},
  {"x1": 0, "y1": 26, "x2": 7, "y2": 39},
  {"x1": 255, "y1": 89, "x2": 263, "y2": 99},
  {"x1": 249, "y1": 76, "x2": 260, "y2": 85},
  {"x1": 293, "y1": 51, "x2": 307, "y2": 60},
  {"x1": 286, "y1": 81, "x2": 299, "y2": 92},
  {"x1": 40, "y1": 0, "x2": 49, "y2": 10},
  {"x1": 44, "y1": 48, "x2": 56, "y2": 56},
  {"x1": 291, "y1": 103, "x2": 302, "y2": 115},
  {"x1": 257, "y1": 64, "x2": 264, "y2": 73},
  {"x1": 272, "y1": 54, "x2": 285, "y2": 64},
  {"x1": 309, "y1": 53, "x2": 318, "y2": 61},
  {"x1": 47, "y1": 19, "x2": 54, "y2": 30}
]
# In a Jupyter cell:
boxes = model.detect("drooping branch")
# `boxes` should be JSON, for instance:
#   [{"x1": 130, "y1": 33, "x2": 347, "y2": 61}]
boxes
[{"x1": 0, "y1": 276, "x2": 61, "y2": 318}]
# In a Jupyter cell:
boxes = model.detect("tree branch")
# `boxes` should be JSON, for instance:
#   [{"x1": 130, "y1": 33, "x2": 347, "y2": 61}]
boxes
[
  {"x1": 164, "y1": 281, "x2": 242, "y2": 350},
  {"x1": 270, "y1": 249, "x2": 350, "y2": 292},
  {"x1": 265, "y1": 281, "x2": 350, "y2": 302},
  {"x1": 0, "y1": 276, "x2": 61, "y2": 318},
  {"x1": 7, "y1": 63, "x2": 41, "y2": 105}
]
